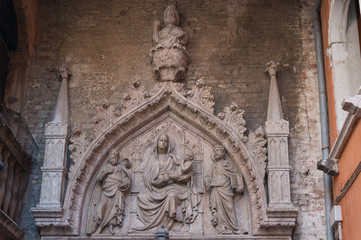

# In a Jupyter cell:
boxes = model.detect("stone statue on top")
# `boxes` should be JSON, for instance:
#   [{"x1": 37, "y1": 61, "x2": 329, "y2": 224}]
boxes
[{"x1": 150, "y1": 4, "x2": 189, "y2": 82}]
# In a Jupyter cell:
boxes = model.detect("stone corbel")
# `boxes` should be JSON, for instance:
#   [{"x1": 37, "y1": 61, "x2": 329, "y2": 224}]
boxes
[
  {"x1": 317, "y1": 158, "x2": 339, "y2": 176},
  {"x1": 343, "y1": 94, "x2": 361, "y2": 117},
  {"x1": 320, "y1": 90, "x2": 361, "y2": 176}
]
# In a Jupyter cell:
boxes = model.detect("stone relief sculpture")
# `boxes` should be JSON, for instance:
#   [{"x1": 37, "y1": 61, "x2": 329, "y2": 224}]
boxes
[
  {"x1": 33, "y1": 2, "x2": 299, "y2": 238},
  {"x1": 151, "y1": 4, "x2": 189, "y2": 82},
  {"x1": 87, "y1": 149, "x2": 131, "y2": 235},
  {"x1": 135, "y1": 133, "x2": 200, "y2": 231},
  {"x1": 205, "y1": 145, "x2": 247, "y2": 235}
]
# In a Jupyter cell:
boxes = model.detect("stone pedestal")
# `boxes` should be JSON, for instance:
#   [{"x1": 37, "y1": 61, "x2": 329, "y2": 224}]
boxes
[
  {"x1": 265, "y1": 120, "x2": 292, "y2": 206},
  {"x1": 37, "y1": 122, "x2": 69, "y2": 210}
]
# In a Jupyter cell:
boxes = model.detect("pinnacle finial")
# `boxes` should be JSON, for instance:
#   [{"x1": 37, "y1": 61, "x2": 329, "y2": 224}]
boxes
[
  {"x1": 59, "y1": 64, "x2": 71, "y2": 81},
  {"x1": 52, "y1": 64, "x2": 70, "y2": 123},
  {"x1": 266, "y1": 61, "x2": 279, "y2": 78},
  {"x1": 266, "y1": 61, "x2": 284, "y2": 121}
]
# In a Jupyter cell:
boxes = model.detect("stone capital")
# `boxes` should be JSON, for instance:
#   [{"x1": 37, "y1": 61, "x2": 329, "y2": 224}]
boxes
[
  {"x1": 265, "y1": 120, "x2": 289, "y2": 136},
  {"x1": 45, "y1": 122, "x2": 69, "y2": 137},
  {"x1": 58, "y1": 64, "x2": 71, "y2": 81}
]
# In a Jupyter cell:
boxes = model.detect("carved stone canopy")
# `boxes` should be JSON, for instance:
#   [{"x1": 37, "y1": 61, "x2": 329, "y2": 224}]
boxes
[
  {"x1": 33, "y1": 6, "x2": 296, "y2": 240},
  {"x1": 68, "y1": 80, "x2": 267, "y2": 235},
  {"x1": 31, "y1": 74, "x2": 296, "y2": 239}
]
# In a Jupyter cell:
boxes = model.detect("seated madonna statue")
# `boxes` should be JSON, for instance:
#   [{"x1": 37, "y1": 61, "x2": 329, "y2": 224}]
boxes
[{"x1": 135, "y1": 134, "x2": 200, "y2": 231}]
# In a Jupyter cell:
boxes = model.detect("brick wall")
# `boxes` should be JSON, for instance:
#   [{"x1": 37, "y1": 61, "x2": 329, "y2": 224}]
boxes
[{"x1": 20, "y1": 0, "x2": 325, "y2": 239}]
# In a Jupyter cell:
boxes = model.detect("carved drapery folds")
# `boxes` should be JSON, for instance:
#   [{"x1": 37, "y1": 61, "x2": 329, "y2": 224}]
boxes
[
  {"x1": 32, "y1": 75, "x2": 296, "y2": 239},
  {"x1": 33, "y1": 5, "x2": 297, "y2": 240},
  {"x1": 135, "y1": 133, "x2": 200, "y2": 232},
  {"x1": 151, "y1": 4, "x2": 189, "y2": 82},
  {"x1": 75, "y1": 101, "x2": 258, "y2": 237},
  {"x1": 87, "y1": 149, "x2": 131, "y2": 235},
  {"x1": 204, "y1": 145, "x2": 248, "y2": 235},
  {"x1": 33, "y1": 71, "x2": 297, "y2": 239}
]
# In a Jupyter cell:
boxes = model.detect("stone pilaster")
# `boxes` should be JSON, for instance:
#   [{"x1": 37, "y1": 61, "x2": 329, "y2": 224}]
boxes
[
  {"x1": 33, "y1": 65, "x2": 70, "y2": 217},
  {"x1": 265, "y1": 61, "x2": 296, "y2": 211}
]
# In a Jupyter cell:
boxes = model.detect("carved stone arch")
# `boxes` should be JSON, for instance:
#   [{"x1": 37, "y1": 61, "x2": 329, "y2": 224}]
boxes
[
  {"x1": 32, "y1": 5, "x2": 296, "y2": 238},
  {"x1": 329, "y1": 0, "x2": 350, "y2": 44},
  {"x1": 64, "y1": 82, "x2": 268, "y2": 237},
  {"x1": 328, "y1": 0, "x2": 361, "y2": 129}
]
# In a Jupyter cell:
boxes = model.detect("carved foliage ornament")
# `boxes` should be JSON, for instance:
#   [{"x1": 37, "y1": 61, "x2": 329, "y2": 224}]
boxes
[
  {"x1": 123, "y1": 80, "x2": 150, "y2": 113},
  {"x1": 92, "y1": 99, "x2": 121, "y2": 136},
  {"x1": 62, "y1": 4, "x2": 276, "y2": 239},
  {"x1": 217, "y1": 102, "x2": 247, "y2": 139},
  {"x1": 68, "y1": 128, "x2": 88, "y2": 174},
  {"x1": 69, "y1": 79, "x2": 266, "y2": 179},
  {"x1": 217, "y1": 103, "x2": 267, "y2": 179},
  {"x1": 67, "y1": 79, "x2": 268, "y2": 236},
  {"x1": 244, "y1": 127, "x2": 267, "y2": 180},
  {"x1": 187, "y1": 78, "x2": 215, "y2": 114}
]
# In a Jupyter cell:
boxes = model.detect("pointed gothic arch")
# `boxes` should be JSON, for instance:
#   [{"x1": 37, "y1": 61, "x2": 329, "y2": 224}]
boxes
[
  {"x1": 32, "y1": 4, "x2": 297, "y2": 238},
  {"x1": 64, "y1": 81, "x2": 268, "y2": 237}
]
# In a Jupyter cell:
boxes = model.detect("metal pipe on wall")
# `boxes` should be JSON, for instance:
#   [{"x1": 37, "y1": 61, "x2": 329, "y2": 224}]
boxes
[{"x1": 313, "y1": 0, "x2": 334, "y2": 239}]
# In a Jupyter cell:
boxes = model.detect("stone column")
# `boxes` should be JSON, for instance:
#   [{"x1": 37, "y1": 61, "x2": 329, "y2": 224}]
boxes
[
  {"x1": 0, "y1": 143, "x2": 4, "y2": 168},
  {"x1": 15, "y1": 171, "x2": 27, "y2": 222},
  {"x1": 9, "y1": 165, "x2": 20, "y2": 218},
  {"x1": 0, "y1": 151, "x2": 10, "y2": 206},
  {"x1": 265, "y1": 61, "x2": 295, "y2": 209},
  {"x1": 3, "y1": 157, "x2": 15, "y2": 213},
  {"x1": 34, "y1": 65, "x2": 70, "y2": 214}
]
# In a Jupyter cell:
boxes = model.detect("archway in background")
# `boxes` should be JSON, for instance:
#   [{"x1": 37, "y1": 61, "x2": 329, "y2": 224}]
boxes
[{"x1": 328, "y1": 0, "x2": 361, "y2": 130}]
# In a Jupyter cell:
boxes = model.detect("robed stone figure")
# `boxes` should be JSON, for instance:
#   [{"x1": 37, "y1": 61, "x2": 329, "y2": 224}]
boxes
[
  {"x1": 151, "y1": 4, "x2": 189, "y2": 81},
  {"x1": 87, "y1": 150, "x2": 131, "y2": 235},
  {"x1": 135, "y1": 134, "x2": 200, "y2": 231},
  {"x1": 205, "y1": 145, "x2": 247, "y2": 234}
]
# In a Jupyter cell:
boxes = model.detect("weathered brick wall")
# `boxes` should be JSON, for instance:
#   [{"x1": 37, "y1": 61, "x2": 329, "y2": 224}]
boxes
[{"x1": 20, "y1": 0, "x2": 325, "y2": 239}]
